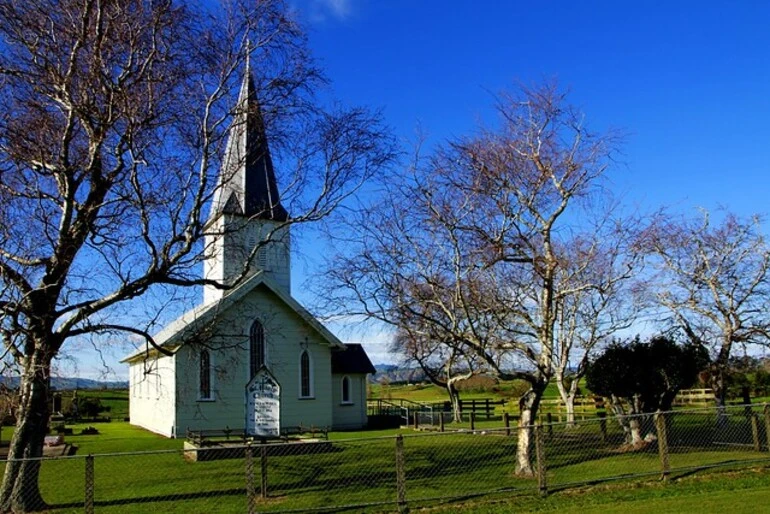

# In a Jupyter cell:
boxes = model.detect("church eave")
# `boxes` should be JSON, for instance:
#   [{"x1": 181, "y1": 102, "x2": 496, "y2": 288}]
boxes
[{"x1": 120, "y1": 271, "x2": 344, "y2": 364}]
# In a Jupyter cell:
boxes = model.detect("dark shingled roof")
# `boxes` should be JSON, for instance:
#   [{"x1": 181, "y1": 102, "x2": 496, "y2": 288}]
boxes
[
  {"x1": 332, "y1": 344, "x2": 376, "y2": 375},
  {"x1": 211, "y1": 61, "x2": 288, "y2": 222}
]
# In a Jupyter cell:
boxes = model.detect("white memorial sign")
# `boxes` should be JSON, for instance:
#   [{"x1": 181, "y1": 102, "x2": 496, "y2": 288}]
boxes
[{"x1": 246, "y1": 368, "x2": 281, "y2": 437}]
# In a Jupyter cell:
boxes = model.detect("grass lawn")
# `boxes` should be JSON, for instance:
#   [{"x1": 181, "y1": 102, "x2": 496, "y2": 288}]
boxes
[
  {"x1": 426, "y1": 467, "x2": 770, "y2": 513},
  {"x1": 0, "y1": 417, "x2": 765, "y2": 513},
  {"x1": 2, "y1": 389, "x2": 767, "y2": 512}
]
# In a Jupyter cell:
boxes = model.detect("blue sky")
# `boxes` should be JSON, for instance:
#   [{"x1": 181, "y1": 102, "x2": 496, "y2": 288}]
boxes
[
  {"x1": 71, "y1": 0, "x2": 770, "y2": 380},
  {"x1": 296, "y1": 0, "x2": 770, "y2": 363},
  {"x1": 303, "y1": 0, "x2": 769, "y2": 214}
]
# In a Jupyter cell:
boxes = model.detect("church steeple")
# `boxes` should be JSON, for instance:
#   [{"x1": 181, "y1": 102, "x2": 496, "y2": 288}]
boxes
[
  {"x1": 211, "y1": 59, "x2": 288, "y2": 222},
  {"x1": 203, "y1": 61, "x2": 292, "y2": 304}
]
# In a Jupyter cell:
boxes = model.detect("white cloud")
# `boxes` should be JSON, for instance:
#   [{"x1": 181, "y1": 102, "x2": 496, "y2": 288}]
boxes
[
  {"x1": 322, "y1": 0, "x2": 352, "y2": 18},
  {"x1": 298, "y1": 0, "x2": 354, "y2": 23}
]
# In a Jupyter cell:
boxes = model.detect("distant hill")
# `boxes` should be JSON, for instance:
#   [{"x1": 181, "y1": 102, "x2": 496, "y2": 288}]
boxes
[
  {"x1": 0, "y1": 376, "x2": 128, "y2": 390},
  {"x1": 370, "y1": 364, "x2": 426, "y2": 384}
]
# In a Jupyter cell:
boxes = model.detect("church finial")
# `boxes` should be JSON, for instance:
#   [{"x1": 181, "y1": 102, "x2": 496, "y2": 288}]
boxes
[
  {"x1": 210, "y1": 50, "x2": 289, "y2": 222},
  {"x1": 245, "y1": 38, "x2": 251, "y2": 82}
]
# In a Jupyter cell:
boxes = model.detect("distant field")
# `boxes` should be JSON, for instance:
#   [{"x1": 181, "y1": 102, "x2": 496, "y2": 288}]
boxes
[
  {"x1": 81, "y1": 389, "x2": 130, "y2": 420},
  {"x1": 369, "y1": 380, "x2": 590, "y2": 422},
  {"x1": 369, "y1": 380, "x2": 565, "y2": 402},
  {"x1": 49, "y1": 388, "x2": 130, "y2": 421}
]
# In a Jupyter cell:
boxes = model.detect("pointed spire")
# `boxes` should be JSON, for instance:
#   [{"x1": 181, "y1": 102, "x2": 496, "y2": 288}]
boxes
[{"x1": 211, "y1": 56, "x2": 288, "y2": 221}]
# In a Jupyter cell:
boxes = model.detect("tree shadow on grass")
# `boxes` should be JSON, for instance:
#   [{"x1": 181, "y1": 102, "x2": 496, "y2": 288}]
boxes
[{"x1": 48, "y1": 487, "x2": 247, "y2": 511}]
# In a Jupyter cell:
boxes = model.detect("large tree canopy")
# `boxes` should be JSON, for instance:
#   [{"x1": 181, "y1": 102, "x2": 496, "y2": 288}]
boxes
[
  {"x1": 586, "y1": 336, "x2": 708, "y2": 413},
  {"x1": 644, "y1": 211, "x2": 770, "y2": 408},
  {"x1": 323, "y1": 84, "x2": 625, "y2": 475},
  {"x1": 586, "y1": 335, "x2": 707, "y2": 446}
]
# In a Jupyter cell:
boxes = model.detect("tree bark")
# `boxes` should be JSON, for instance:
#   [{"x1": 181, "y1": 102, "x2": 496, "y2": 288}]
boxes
[
  {"x1": 627, "y1": 417, "x2": 643, "y2": 446},
  {"x1": 556, "y1": 377, "x2": 579, "y2": 427},
  {"x1": 564, "y1": 394, "x2": 576, "y2": 426},
  {"x1": 515, "y1": 382, "x2": 546, "y2": 476},
  {"x1": 446, "y1": 383, "x2": 462, "y2": 423},
  {"x1": 609, "y1": 396, "x2": 643, "y2": 446},
  {"x1": 0, "y1": 352, "x2": 52, "y2": 512},
  {"x1": 710, "y1": 368, "x2": 727, "y2": 406},
  {"x1": 709, "y1": 359, "x2": 729, "y2": 427}
]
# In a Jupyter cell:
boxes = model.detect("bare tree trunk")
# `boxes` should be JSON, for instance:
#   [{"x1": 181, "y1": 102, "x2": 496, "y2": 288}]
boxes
[
  {"x1": 610, "y1": 399, "x2": 630, "y2": 442},
  {"x1": 0, "y1": 352, "x2": 52, "y2": 512},
  {"x1": 515, "y1": 382, "x2": 545, "y2": 476},
  {"x1": 627, "y1": 417, "x2": 643, "y2": 446},
  {"x1": 711, "y1": 368, "x2": 729, "y2": 427},
  {"x1": 556, "y1": 377, "x2": 579, "y2": 427},
  {"x1": 564, "y1": 395, "x2": 576, "y2": 426},
  {"x1": 447, "y1": 384, "x2": 462, "y2": 423},
  {"x1": 608, "y1": 396, "x2": 643, "y2": 446}
]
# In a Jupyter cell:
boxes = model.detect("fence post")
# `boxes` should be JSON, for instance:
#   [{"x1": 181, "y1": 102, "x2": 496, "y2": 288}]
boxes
[
  {"x1": 470, "y1": 412, "x2": 475, "y2": 431},
  {"x1": 546, "y1": 413, "x2": 553, "y2": 438},
  {"x1": 504, "y1": 412, "x2": 510, "y2": 436},
  {"x1": 655, "y1": 412, "x2": 670, "y2": 481},
  {"x1": 535, "y1": 424, "x2": 547, "y2": 497},
  {"x1": 598, "y1": 412, "x2": 607, "y2": 443},
  {"x1": 413, "y1": 411, "x2": 419, "y2": 430},
  {"x1": 764, "y1": 404, "x2": 770, "y2": 451},
  {"x1": 486, "y1": 399, "x2": 491, "y2": 420},
  {"x1": 751, "y1": 414, "x2": 761, "y2": 452},
  {"x1": 245, "y1": 444, "x2": 256, "y2": 513},
  {"x1": 439, "y1": 412, "x2": 445, "y2": 432},
  {"x1": 84, "y1": 454, "x2": 94, "y2": 514},
  {"x1": 395, "y1": 435, "x2": 408, "y2": 513},
  {"x1": 260, "y1": 445, "x2": 268, "y2": 499}
]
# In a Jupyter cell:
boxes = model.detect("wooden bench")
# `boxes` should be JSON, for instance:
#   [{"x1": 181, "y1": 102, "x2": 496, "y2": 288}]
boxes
[
  {"x1": 280, "y1": 424, "x2": 328, "y2": 440},
  {"x1": 186, "y1": 425, "x2": 329, "y2": 446}
]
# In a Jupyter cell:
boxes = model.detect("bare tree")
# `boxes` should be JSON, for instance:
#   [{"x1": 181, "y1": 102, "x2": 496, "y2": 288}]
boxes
[
  {"x1": 392, "y1": 328, "x2": 479, "y2": 423},
  {"x1": 323, "y1": 84, "x2": 621, "y2": 476},
  {"x1": 0, "y1": 0, "x2": 395, "y2": 510},
  {"x1": 551, "y1": 215, "x2": 643, "y2": 426},
  {"x1": 645, "y1": 210, "x2": 770, "y2": 411}
]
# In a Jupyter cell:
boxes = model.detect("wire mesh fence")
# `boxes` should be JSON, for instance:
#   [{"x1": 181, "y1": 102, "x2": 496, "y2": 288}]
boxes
[{"x1": 5, "y1": 404, "x2": 770, "y2": 513}]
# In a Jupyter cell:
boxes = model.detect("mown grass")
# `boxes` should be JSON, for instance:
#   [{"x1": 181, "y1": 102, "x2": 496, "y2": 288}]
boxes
[
  {"x1": 427, "y1": 466, "x2": 770, "y2": 513},
  {"x1": 6, "y1": 414, "x2": 768, "y2": 513},
  {"x1": 4, "y1": 389, "x2": 769, "y2": 512}
]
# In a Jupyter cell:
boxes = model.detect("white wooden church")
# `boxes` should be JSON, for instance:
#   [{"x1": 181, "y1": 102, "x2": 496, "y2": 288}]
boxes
[{"x1": 122, "y1": 66, "x2": 375, "y2": 438}]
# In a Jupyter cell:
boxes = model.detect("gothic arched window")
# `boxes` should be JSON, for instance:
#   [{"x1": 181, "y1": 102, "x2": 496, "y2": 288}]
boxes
[
  {"x1": 250, "y1": 320, "x2": 265, "y2": 378},
  {"x1": 341, "y1": 376, "x2": 352, "y2": 404},
  {"x1": 300, "y1": 350, "x2": 312, "y2": 398},
  {"x1": 199, "y1": 350, "x2": 211, "y2": 400}
]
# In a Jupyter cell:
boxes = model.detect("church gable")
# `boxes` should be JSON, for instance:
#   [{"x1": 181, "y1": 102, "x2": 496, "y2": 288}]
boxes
[{"x1": 172, "y1": 282, "x2": 338, "y2": 432}]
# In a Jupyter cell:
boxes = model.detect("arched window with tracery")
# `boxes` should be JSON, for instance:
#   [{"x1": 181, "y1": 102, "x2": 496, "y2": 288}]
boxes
[
  {"x1": 250, "y1": 320, "x2": 265, "y2": 378},
  {"x1": 199, "y1": 350, "x2": 211, "y2": 399}
]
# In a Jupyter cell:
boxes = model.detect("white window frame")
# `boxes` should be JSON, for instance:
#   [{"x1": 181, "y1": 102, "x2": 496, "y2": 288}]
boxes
[
  {"x1": 341, "y1": 375, "x2": 353, "y2": 405},
  {"x1": 298, "y1": 349, "x2": 314, "y2": 399},
  {"x1": 249, "y1": 319, "x2": 267, "y2": 378},
  {"x1": 198, "y1": 349, "x2": 215, "y2": 402}
]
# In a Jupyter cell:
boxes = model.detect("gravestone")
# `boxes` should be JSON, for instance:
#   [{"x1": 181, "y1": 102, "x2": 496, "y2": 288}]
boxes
[{"x1": 245, "y1": 367, "x2": 281, "y2": 437}]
